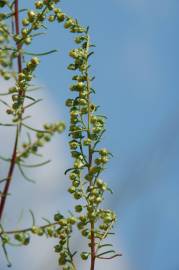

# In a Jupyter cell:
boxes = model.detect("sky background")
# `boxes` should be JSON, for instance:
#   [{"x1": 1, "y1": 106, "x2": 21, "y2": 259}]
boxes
[{"x1": 0, "y1": 0, "x2": 179, "y2": 269}]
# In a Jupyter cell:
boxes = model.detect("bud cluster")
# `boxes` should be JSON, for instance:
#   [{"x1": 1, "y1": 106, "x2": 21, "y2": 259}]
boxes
[
  {"x1": 0, "y1": 22, "x2": 12, "y2": 80},
  {"x1": 63, "y1": 19, "x2": 117, "y2": 265},
  {"x1": 16, "y1": 121, "x2": 65, "y2": 163},
  {"x1": 6, "y1": 57, "x2": 40, "y2": 122}
]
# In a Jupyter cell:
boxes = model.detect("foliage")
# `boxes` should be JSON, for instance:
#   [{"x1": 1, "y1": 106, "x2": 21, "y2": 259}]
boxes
[{"x1": 0, "y1": 1, "x2": 120, "y2": 269}]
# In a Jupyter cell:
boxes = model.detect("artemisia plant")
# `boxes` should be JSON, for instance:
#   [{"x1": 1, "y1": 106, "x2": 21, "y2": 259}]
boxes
[{"x1": 0, "y1": 1, "x2": 120, "y2": 269}]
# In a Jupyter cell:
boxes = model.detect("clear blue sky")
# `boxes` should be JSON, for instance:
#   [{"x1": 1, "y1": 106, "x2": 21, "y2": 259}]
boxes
[{"x1": 1, "y1": 1, "x2": 179, "y2": 269}]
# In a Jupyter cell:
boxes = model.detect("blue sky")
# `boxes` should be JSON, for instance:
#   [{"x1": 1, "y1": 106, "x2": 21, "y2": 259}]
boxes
[{"x1": 1, "y1": 0, "x2": 179, "y2": 270}]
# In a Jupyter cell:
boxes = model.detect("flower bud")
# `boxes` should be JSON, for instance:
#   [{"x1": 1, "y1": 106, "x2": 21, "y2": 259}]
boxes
[
  {"x1": 81, "y1": 252, "x2": 89, "y2": 260},
  {"x1": 75, "y1": 205, "x2": 83, "y2": 212},
  {"x1": 35, "y1": 1, "x2": 43, "y2": 9}
]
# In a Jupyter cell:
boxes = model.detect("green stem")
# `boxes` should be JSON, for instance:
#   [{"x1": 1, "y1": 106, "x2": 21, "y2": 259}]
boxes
[{"x1": 85, "y1": 34, "x2": 96, "y2": 270}]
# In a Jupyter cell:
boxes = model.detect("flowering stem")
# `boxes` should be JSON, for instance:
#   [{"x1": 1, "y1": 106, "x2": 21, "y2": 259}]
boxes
[
  {"x1": 86, "y1": 34, "x2": 96, "y2": 270},
  {"x1": 0, "y1": 0, "x2": 21, "y2": 220}
]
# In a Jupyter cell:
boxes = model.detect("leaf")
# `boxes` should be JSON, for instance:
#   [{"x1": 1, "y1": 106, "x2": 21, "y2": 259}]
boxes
[
  {"x1": 31, "y1": 32, "x2": 47, "y2": 38},
  {"x1": 1, "y1": 241, "x2": 12, "y2": 267},
  {"x1": 0, "y1": 123, "x2": 16, "y2": 127},
  {"x1": 29, "y1": 209, "x2": 35, "y2": 226},
  {"x1": 97, "y1": 250, "x2": 116, "y2": 257},
  {"x1": 98, "y1": 244, "x2": 113, "y2": 250},
  {"x1": 0, "y1": 178, "x2": 7, "y2": 184},
  {"x1": 0, "y1": 92, "x2": 11, "y2": 96},
  {"x1": 42, "y1": 217, "x2": 51, "y2": 224},
  {"x1": 20, "y1": 160, "x2": 51, "y2": 168},
  {"x1": 87, "y1": 51, "x2": 94, "y2": 59},
  {"x1": 17, "y1": 164, "x2": 36, "y2": 183},
  {"x1": 90, "y1": 88, "x2": 96, "y2": 94},
  {"x1": 96, "y1": 115, "x2": 108, "y2": 119},
  {"x1": 24, "y1": 95, "x2": 36, "y2": 101},
  {"x1": 22, "y1": 123, "x2": 51, "y2": 134},
  {"x1": 90, "y1": 76, "x2": 95, "y2": 81},
  {"x1": 24, "y1": 49, "x2": 58, "y2": 57},
  {"x1": 0, "y1": 99, "x2": 10, "y2": 108},
  {"x1": 24, "y1": 98, "x2": 42, "y2": 109},
  {"x1": 0, "y1": 156, "x2": 11, "y2": 162},
  {"x1": 107, "y1": 187, "x2": 113, "y2": 194},
  {"x1": 64, "y1": 168, "x2": 74, "y2": 175}
]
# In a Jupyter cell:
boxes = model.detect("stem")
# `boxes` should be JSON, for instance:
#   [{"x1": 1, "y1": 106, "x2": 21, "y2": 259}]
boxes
[
  {"x1": 85, "y1": 34, "x2": 96, "y2": 270},
  {"x1": 0, "y1": 0, "x2": 22, "y2": 221},
  {"x1": 0, "y1": 222, "x2": 58, "y2": 235}
]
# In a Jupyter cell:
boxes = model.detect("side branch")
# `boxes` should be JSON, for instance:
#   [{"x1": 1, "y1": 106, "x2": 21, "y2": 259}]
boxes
[{"x1": 0, "y1": 0, "x2": 22, "y2": 220}]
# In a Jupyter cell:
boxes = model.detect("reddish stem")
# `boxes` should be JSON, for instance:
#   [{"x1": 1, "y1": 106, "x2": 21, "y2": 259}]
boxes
[
  {"x1": 0, "y1": 0, "x2": 22, "y2": 220},
  {"x1": 90, "y1": 222, "x2": 96, "y2": 270}
]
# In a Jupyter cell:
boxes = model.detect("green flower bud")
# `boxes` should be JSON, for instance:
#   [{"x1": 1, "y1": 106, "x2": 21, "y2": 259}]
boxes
[
  {"x1": 101, "y1": 183, "x2": 107, "y2": 191},
  {"x1": 57, "y1": 13, "x2": 65, "y2": 22},
  {"x1": 44, "y1": 134, "x2": 51, "y2": 141},
  {"x1": 99, "y1": 148, "x2": 109, "y2": 156},
  {"x1": 53, "y1": 8, "x2": 61, "y2": 14},
  {"x1": 75, "y1": 205, "x2": 83, "y2": 212},
  {"x1": 96, "y1": 179, "x2": 103, "y2": 186},
  {"x1": 21, "y1": 28, "x2": 28, "y2": 37},
  {"x1": 36, "y1": 132, "x2": 44, "y2": 139},
  {"x1": 68, "y1": 186, "x2": 76, "y2": 194},
  {"x1": 80, "y1": 252, "x2": 89, "y2": 260},
  {"x1": 67, "y1": 216, "x2": 76, "y2": 224},
  {"x1": 74, "y1": 35, "x2": 85, "y2": 44},
  {"x1": 48, "y1": 15, "x2": 55, "y2": 22},
  {"x1": 35, "y1": 1, "x2": 43, "y2": 9},
  {"x1": 90, "y1": 115, "x2": 97, "y2": 124},
  {"x1": 78, "y1": 98, "x2": 87, "y2": 105},
  {"x1": 101, "y1": 156, "x2": 109, "y2": 164},
  {"x1": 89, "y1": 166, "x2": 101, "y2": 175},
  {"x1": 65, "y1": 98, "x2": 74, "y2": 107},
  {"x1": 77, "y1": 222, "x2": 84, "y2": 230},
  {"x1": 73, "y1": 180, "x2": 80, "y2": 187},
  {"x1": 95, "y1": 158, "x2": 102, "y2": 165},
  {"x1": 54, "y1": 213, "x2": 64, "y2": 221},
  {"x1": 22, "y1": 18, "x2": 30, "y2": 26},
  {"x1": 0, "y1": 0, "x2": 7, "y2": 8},
  {"x1": 69, "y1": 172, "x2": 78, "y2": 181},
  {"x1": 54, "y1": 244, "x2": 62, "y2": 253},
  {"x1": 14, "y1": 233, "x2": 23, "y2": 242},
  {"x1": 1, "y1": 234, "x2": 9, "y2": 244},
  {"x1": 69, "y1": 49, "x2": 78, "y2": 58},
  {"x1": 74, "y1": 191, "x2": 82, "y2": 200},
  {"x1": 57, "y1": 122, "x2": 66, "y2": 133},
  {"x1": 35, "y1": 139, "x2": 43, "y2": 147},
  {"x1": 31, "y1": 57, "x2": 40, "y2": 66},
  {"x1": 69, "y1": 140, "x2": 78, "y2": 150},
  {"x1": 27, "y1": 10, "x2": 36, "y2": 22},
  {"x1": 74, "y1": 159, "x2": 83, "y2": 169},
  {"x1": 81, "y1": 229, "x2": 89, "y2": 237},
  {"x1": 46, "y1": 227, "x2": 53, "y2": 237},
  {"x1": 90, "y1": 103, "x2": 96, "y2": 112},
  {"x1": 99, "y1": 223, "x2": 108, "y2": 230},
  {"x1": 6, "y1": 108, "x2": 13, "y2": 115},
  {"x1": 95, "y1": 196, "x2": 102, "y2": 204},
  {"x1": 58, "y1": 218, "x2": 67, "y2": 226},
  {"x1": 31, "y1": 226, "x2": 39, "y2": 234},
  {"x1": 64, "y1": 19, "x2": 74, "y2": 29},
  {"x1": 3, "y1": 72, "x2": 10, "y2": 80},
  {"x1": 58, "y1": 255, "x2": 66, "y2": 266},
  {"x1": 83, "y1": 138, "x2": 92, "y2": 146}
]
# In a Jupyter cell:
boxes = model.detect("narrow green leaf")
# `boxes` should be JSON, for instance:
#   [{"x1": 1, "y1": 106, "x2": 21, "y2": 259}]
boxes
[
  {"x1": 17, "y1": 164, "x2": 36, "y2": 183},
  {"x1": 29, "y1": 209, "x2": 35, "y2": 226},
  {"x1": 20, "y1": 160, "x2": 51, "y2": 168},
  {"x1": 97, "y1": 250, "x2": 115, "y2": 257},
  {"x1": 24, "y1": 49, "x2": 58, "y2": 57},
  {"x1": 22, "y1": 123, "x2": 51, "y2": 134}
]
